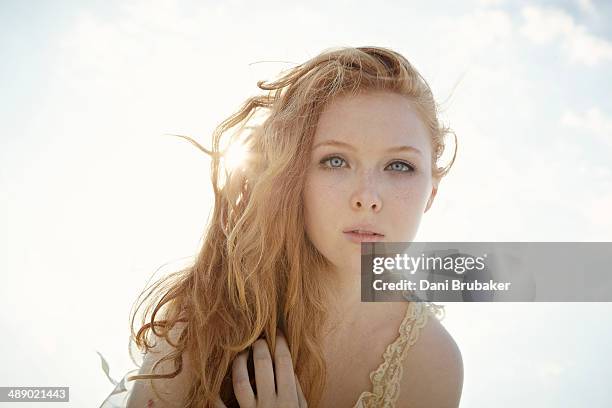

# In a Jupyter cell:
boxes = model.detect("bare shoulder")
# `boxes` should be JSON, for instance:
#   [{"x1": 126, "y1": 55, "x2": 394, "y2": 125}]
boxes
[
  {"x1": 397, "y1": 313, "x2": 463, "y2": 408},
  {"x1": 126, "y1": 321, "x2": 194, "y2": 408}
]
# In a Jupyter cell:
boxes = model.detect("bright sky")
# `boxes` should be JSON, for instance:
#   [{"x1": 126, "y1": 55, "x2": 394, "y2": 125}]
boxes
[{"x1": 1, "y1": 0, "x2": 611, "y2": 407}]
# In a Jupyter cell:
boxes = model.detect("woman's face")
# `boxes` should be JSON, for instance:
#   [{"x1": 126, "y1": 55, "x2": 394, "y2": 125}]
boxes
[{"x1": 303, "y1": 91, "x2": 439, "y2": 271}]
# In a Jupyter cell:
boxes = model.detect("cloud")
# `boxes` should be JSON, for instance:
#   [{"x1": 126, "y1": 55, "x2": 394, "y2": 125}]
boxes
[
  {"x1": 477, "y1": 0, "x2": 506, "y2": 6},
  {"x1": 576, "y1": 0, "x2": 597, "y2": 17},
  {"x1": 520, "y1": 5, "x2": 612, "y2": 66},
  {"x1": 536, "y1": 360, "x2": 566, "y2": 379},
  {"x1": 432, "y1": 8, "x2": 514, "y2": 62},
  {"x1": 562, "y1": 107, "x2": 612, "y2": 147}
]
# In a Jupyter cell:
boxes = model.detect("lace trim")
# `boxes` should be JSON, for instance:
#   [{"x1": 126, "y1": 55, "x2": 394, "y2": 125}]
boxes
[{"x1": 353, "y1": 301, "x2": 438, "y2": 408}]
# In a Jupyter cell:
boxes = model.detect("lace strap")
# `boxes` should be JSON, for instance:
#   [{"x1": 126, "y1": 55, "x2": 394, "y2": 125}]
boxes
[{"x1": 354, "y1": 301, "x2": 433, "y2": 407}]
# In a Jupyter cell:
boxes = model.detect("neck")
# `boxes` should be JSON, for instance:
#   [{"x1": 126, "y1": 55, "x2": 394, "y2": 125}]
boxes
[
  {"x1": 322, "y1": 264, "x2": 371, "y2": 334},
  {"x1": 321, "y1": 263, "x2": 408, "y2": 338}
]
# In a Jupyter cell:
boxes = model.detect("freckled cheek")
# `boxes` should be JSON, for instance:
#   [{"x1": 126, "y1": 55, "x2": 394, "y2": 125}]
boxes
[
  {"x1": 305, "y1": 172, "x2": 352, "y2": 199},
  {"x1": 306, "y1": 174, "x2": 427, "y2": 206},
  {"x1": 310, "y1": 173, "x2": 351, "y2": 194},
  {"x1": 387, "y1": 180, "x2": 429, "y2": 241},
  {"x1": 389, "y1": 183, "x2": 420, "y2": 202},
  {"x1": 304, "y1": 177, "x2": 347, "y2": 239},
  {"x1": 387, "y1": 178, "x2": 430, "y2": 206},
  {"x1": 304, "y1": 179, "x2": 346, "y2": 220}
]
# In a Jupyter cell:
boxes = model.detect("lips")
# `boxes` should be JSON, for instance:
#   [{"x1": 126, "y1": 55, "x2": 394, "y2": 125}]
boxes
[
  {"x1": 347, "y1": 230, "x2": 382, "y2": 236},
  {"x1": 343, "y1": 230, "x2": 385, "y2": 243},
  {"x1": 342, "y1": 224, "x2": 384, "y2": 236},
  {"x1": 342, "y1": 223, "x2": 385, "y2": 245}
]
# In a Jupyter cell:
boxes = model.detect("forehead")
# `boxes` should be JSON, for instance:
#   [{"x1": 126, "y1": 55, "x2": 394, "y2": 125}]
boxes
[{"x1": 313, "y1": 91, "x2": 431, "y2": 153}]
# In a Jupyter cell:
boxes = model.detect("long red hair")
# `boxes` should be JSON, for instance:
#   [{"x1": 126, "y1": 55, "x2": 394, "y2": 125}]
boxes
[{"x1": 127, "y1": 46, "x2": 457, "y2": 407}]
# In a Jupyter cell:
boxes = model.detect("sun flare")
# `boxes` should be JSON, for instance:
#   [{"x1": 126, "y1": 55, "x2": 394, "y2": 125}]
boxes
[{"x1": 223, "y1": 141, "x2": 250, "y2": 172}]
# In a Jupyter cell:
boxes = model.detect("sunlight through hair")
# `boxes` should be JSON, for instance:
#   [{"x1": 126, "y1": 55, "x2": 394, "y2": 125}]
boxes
[{"x1": 222, "y1": 140, "x2": 250, "y2": 173}]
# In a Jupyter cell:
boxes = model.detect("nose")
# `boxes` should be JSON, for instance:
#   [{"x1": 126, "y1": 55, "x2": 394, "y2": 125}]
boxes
[{"x1": 350, "y1": 173, "x2": 382, "y2": 212}]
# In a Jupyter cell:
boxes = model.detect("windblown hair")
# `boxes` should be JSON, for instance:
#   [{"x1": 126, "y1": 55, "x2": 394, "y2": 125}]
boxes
[{"x1": 127, "y1": 46, "x2": 457, "y2": 407}]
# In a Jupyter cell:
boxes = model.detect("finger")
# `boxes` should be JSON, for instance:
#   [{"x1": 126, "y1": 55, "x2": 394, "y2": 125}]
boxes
[
  {"x1": 295, "y1": 373, "x2": 308, "y2": 408},
  {"x1": 252, "y1": 338, "x2": 276, "y2": 404},
  {"x1": 274, "y1": 330, "x2": 298, "y2": 404},
  {"x1": 232, "y1": 350, "x2": 256, "y2": 408}
]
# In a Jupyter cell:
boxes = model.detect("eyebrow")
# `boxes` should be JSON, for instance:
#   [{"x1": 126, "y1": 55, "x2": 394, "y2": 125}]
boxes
[{"x1": 313, "y1": 139, "x2": 422, "y2": 156}]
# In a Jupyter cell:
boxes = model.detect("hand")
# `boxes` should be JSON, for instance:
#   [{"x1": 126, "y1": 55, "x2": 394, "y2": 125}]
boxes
[{"x1": 215, "y1": 330, "x2": 307, "y2": 408}]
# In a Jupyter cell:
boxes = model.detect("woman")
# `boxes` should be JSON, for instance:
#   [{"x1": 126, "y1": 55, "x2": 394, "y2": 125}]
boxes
[{"x1": 101, "y1": 46, "x2": 462, "y2": 408}]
